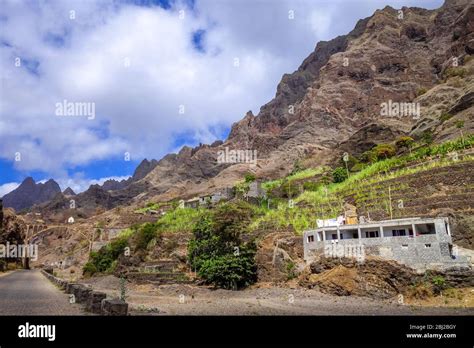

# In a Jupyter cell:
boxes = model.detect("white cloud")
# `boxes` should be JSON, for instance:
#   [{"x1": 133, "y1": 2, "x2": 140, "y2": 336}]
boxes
[
  {"x1": 0, "y1": 182, "x2": 20, "y2": 198},
  {"x1": 0, "y1": 0, "x2": 444, "y2": 179}
]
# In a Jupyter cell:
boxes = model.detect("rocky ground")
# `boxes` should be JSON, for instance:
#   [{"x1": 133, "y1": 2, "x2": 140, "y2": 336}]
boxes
[{"x1": 81, "y1": 275, "x2": 474, "y2": 316}]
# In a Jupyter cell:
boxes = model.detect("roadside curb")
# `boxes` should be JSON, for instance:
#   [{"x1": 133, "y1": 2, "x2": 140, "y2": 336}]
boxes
[{"x1": 40, "y1": 269, "x2": 129, "y2": 316}]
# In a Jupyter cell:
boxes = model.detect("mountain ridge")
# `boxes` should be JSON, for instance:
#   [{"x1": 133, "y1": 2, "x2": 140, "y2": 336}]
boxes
[{"x1": 4, "y1": 0, "x2": 473, "y2": 217}]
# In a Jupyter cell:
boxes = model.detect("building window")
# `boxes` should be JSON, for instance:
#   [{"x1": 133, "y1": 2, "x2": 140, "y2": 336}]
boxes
[
  {"x1": 365, "y1": 231, "x2": 379, "y2": 238},
  {"x1": 332, "y1": 234, "x2": 337, "y2": 240},
  {"x1": 392, "y1": 229, "x2": 406, "y2": 237},
  {"x1": 307, "y1": 235, "x2": 314, "y2": 243}
]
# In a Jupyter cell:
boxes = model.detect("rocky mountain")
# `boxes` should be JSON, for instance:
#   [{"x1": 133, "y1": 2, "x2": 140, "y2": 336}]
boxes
[
  {"x1": 7, "y1": 0, "x2": 473, "y2": 217},
  {"x1": 62, "y1": 187, "x2": 76, "y2": 196},
  {"x1": 34, "y1": 158, "x2": 159, "y2": 219},
  {"x1": 101, "y1": 179, "x2": 129, "y2": 191},
  {"x1": 101, "y1": 159, "x2": 159, "y2": 191},
  {"x1": 2, "y1": 177, "x2": 61, "y2": 212},
  {"x1": 138, "y1": 0, "x2": 473, "y2": 201},
  {"x1": 132, "y1": 159, "x2": 159, "y2": 181}
]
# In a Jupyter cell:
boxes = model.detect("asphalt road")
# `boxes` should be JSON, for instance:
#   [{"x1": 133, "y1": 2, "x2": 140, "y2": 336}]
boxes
[{"x1": 0, "y1": 270, "x2": 85, "y2": 315}]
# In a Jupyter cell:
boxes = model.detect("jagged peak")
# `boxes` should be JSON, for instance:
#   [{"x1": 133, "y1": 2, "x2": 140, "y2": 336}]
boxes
[
  {"x1": 63, "y1": 187, "x2": 76, "y2": 196},
  {"x1": 22, "y1": 176, "x2": 35, "y2": 185}
]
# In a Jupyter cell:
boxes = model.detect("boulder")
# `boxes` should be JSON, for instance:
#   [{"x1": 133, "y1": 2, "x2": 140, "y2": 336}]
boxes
[
  {"x1": 87, "y1": 291, "x2": 107, "y2": 314},
  {"x1": 101, "y1": 299, "x2": 128, "y2": 316}
]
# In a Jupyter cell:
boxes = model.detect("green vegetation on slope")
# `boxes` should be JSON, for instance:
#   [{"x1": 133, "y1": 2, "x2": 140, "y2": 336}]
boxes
[
  {"x1": 188, "y1": 202, "x2": 257, "y2": 289},
  {"x1": 251, "y1": 135, "x2": 474, "y2": 234}
]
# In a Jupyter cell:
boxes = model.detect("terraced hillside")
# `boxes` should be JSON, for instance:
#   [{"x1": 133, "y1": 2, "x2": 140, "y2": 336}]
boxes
[{"x1": 251, "y1": 138, "x2": 474, "y2": 248}]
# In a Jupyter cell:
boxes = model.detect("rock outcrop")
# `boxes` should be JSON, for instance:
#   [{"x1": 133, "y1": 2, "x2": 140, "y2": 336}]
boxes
[
  {"x1": 9, "y1": 0, "x2": 474, "y2": 217},
  {"x1": 137, "y1": 0, "x2": 473, "y2": 202},
  {"x1": 2, "y1": 177, "x2": 61, "y2": 212}
]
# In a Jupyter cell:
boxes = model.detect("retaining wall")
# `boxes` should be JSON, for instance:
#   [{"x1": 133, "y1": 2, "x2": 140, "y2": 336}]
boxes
[{"x1": 41, "y1": 269, "x2": 128, "y2": 316}]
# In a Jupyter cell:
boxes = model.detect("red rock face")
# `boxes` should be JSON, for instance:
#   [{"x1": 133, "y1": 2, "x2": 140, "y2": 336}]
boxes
[
  {"x1": 18, "y1": 0, "x2": 474, "y2": 215},
  {"x1": 133, "y1": 0, "x2": 473, "y2": 201}
]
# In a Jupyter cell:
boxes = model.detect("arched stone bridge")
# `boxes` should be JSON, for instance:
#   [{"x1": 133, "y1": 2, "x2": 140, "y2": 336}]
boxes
[
  {"x1": 22, "y1": 224, "x2": 69, "y2": 269},
  {"x1": 24, "y1": 224, "x2": 69, "y2": 243}
]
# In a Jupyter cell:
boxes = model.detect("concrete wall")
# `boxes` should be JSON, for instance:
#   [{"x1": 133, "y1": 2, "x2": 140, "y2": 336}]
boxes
[{"x1": 303, "y1": 218, "x2": 470, "y2": 271}]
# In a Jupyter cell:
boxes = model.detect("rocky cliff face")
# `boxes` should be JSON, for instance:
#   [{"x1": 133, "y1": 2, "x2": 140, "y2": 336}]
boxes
[
  {"x1": 36, "y1": 158, "x2": 160, "y2": 218},
  {"x1": 2, "y1": 177, "x2": 61, "y2": 212},
  {"x1": 139, "y1": 0, "x2": 473, "y2": 201},
  {"x1": 62, "y1": 187, "x2": 76, "y2": 196},
  {"x1": 10, "y1": 0, "x2": 473, "y2": 215}
]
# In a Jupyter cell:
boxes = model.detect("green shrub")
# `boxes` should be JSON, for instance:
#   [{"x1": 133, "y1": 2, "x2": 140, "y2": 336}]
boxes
[
  {"x1": 188, "y1": 202, "x2": 257, "y2": 289},
  {"x1": 432, "y1": 275, "x2": 446, "y2": 295},
  {"x1": 372, "y1": 143, "x2": 396, "y2": 160},
  {"x1": 332, "y1": 167, "x2": 348, "y2": 183},
  {"x1": 82, "y1": 261, "x2": 97, "y2": 276},
  {"x1": 444, "y1": 67, "x2": 466, "y2": 79},
  {"x1": 119, "y1": 276, "x2": 128, "y2": 301},
  {"x1": 154, "y1": 207, "x2": 205, "y2": 233},
  {"x1": 416, "y1": 87, "x2": 427, "y2": 96},
  {"x1": 198, "y1": 245, "x2": 257, "y2": 289},
  {"x1": 421, "y1": 130, "x2": 434, "y2": 145},
  {"x1": 439, "y1": 113, "x2": 453, "y2": 122},
  {"x1": 360, "y1": 150, "x2": 377, "y2": 163},
  {"x1": 244, "y1": 173, "x2": 256, "y2": 183},
  {"x1": 350, "y1": 162, "x2": 368, "y2": 172},
  {"x1": 340, "y1": 154, "x2": 359, "y2": 172},
  {"x1": 83, "y1": 237, "x2": 129, "y2": 276},
  {"x1": 395, "y1": 136, "x2": 415, "y2": 151},
  {"x1": 280, "y1": 179, "x2": 302, "y2": 198},
  {"x1": 286, "y1": 260, "x2": 297, "y2": 280},
  {"x1": 303, "y1": 181, "x2": 320, "y2": 192},
  {"x1": 135, "y1": 223, "x2": 159, "y2": 250},
  {"x1": 290, "y1": 160, "x2": 303, "y2": 176}
]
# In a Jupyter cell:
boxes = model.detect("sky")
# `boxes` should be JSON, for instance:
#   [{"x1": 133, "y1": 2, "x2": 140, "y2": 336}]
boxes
[{"x1": 0, "y1": 0, "x2": 443, "y2": 196}]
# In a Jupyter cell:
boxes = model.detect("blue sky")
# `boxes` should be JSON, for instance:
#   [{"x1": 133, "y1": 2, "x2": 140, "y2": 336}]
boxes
[{"x1": 0, "y1": 0, "x2": 443, "y2": 195}]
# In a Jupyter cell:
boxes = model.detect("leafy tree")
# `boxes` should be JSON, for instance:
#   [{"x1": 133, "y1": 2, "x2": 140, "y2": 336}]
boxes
[
  {"x1": 332, "y1": 167, "x2": 348, "y2": 183},
  {"x1": 82, "y1": 236, "x2": 129, "y2": 276},
  {"x1": 188, "y1": 202, "x2": 257, "y2": 289},
  {"x1": 198, "y1": 245, "x2": 257, "y2": 289}
]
